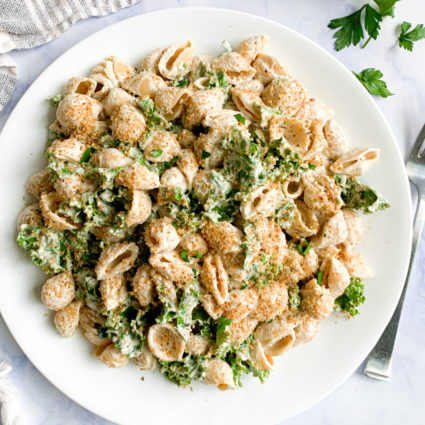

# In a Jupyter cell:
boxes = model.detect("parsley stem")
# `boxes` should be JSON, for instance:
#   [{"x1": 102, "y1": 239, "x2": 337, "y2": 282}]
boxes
[{"x1": 362, "y1": 35, "x2": 373, "y2": 49}]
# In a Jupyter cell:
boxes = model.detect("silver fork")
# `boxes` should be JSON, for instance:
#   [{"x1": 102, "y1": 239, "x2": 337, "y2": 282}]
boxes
[{"x1": 364, "y1": 123, "x2": 425, "y2": 381}]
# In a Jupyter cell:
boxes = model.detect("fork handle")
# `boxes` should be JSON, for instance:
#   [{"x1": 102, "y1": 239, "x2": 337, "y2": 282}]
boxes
[{"x1": 364, "y1": 192, "x2": 425, "y2": 380}]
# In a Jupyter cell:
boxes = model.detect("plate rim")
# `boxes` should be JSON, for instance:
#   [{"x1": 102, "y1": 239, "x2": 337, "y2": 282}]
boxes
[{"x1": 0, "y1": 6, "x2": 413, "y2": 424}]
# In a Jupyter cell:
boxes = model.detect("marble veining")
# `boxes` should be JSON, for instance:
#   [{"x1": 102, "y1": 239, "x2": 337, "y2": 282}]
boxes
[{"x1": 0, "y1": 1, "x2": 424, "y2": 424}]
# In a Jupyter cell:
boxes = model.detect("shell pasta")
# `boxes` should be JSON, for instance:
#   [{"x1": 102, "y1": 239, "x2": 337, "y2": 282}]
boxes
[{"x1": 16, "y1": 36, "x2": 389, "y2": 390}]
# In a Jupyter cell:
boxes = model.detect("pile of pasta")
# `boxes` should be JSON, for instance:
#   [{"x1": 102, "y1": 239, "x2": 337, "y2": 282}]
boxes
[{"x1": 16, "y1": 36, "x2": 388, "y2": 390}]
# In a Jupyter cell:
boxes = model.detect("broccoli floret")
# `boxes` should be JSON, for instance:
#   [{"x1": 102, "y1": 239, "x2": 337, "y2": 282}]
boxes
[{"x1": 334, "y1": 277, "x2": 366, "y2": 316}]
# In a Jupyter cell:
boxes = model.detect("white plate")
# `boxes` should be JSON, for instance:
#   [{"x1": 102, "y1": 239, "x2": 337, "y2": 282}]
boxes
[{"x1": 0, "y1": 8, "x2": 412, "y2": 425}]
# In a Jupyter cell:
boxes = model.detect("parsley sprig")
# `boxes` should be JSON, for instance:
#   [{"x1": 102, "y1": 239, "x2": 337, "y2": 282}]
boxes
[
  {"x1": 399, "y1": 21, "x2": 425, "y2": 51},
  {"x1": 353, "y1": 68, "x2": 393, "y2": 98},
  {"x1": 328, "y1": 0, "x2": 399, "y2": 50}
]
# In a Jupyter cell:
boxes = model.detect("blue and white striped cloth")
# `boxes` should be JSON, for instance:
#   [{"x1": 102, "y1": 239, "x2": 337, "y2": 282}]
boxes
[{"x1": 0, "y1": 0, "x2": 141, "y2": 111}]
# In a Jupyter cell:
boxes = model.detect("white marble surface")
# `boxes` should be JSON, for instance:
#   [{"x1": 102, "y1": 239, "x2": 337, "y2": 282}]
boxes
[{"x1": 1, "y1": 1, "x2": 425, "y2": 424}]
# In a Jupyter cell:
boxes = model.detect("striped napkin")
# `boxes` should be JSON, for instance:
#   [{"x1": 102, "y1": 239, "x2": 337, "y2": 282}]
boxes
[{"x1": 0, "y1": 0, "x2": 141, "y2": 111}]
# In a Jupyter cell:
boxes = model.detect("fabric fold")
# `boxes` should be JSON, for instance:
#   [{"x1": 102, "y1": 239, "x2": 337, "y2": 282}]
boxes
[{"x1": 0, "y1": 0, "x2": 141, "y2": 111}]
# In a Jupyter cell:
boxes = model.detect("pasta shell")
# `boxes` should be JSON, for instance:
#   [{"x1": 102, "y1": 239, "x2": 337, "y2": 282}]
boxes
[
  {"x1": 132, "y1": 347, "x2": 157, "y2": 370},
  {"x1": 177, "y1": 129, "x2": 197, "y2": 149},
  {"x1": 148, "y1": 323, "x2": 185, "y2": 361},
  {"x1": 54, "y1": 300, "x2": 82, "y2": 338},
  {"x1": 231, "y1": 88, "x2": 263, "y2": 122},
  {"x1": 222, "y1": 289, "x2": 258, "y2": 320},
  {"x1": 323, "y1": 119, "x2": 348, "y2": 160},
  {"x1": 157, "y1": 41, "x2": 193, "y2": 80},
  {"x1": 212, "y1": 52, "x2": 255, "y2": 85},
  {"x1": 186, "y1": 334, "x2": 211, "y2": 356},
  {"x1": 303, "y1": 174, "x2": 343, "y2": 215},
  {"x1": 228, "y1": 317, "x2": 258, "y2": 343},
  {"x1": 125, "y1": 189, "x2": 152, "y2": 227},
  {"x1": 132, "y1": 264, "x2": 155, "y2": 307},
  {"x1": 320, "y1": 257, "x2": 350, "y2": 298},
  {"x1": 40, "y1": 192, "x2": 79, "y2": 230},
  {"x1": 94, "y1": 148, "x2": 133, "y2": 168},
  {"x1": 160, "y1": 167, "x2": 188, "y2": 193},
  {"x1": 202, "y1": 220, "x2": 243, "y2": 254},
  {"x1": 201, "y1": 253, "x2": 229, "y2": 305},
  {"x1": 154, "y1": 86, "x2": 190, "y2": 120},
  {"x1": 281, "y1": 179, "x2": 303, "y2": 199},
  {"x1": 79, "y1": 306, "x2": 110, "y2": 346},
  {"x1": 204, "y1": 358, "x2": 235, "y2": 390},
  {"x1": 100, "y1": 274, "x2": 127, "y2": 311},
  {"x1": 41, "y1": 271, "x2": 75, "y2": 311},
  {"x1": 193, "y1": 130, "x2": 226, "y2": 169},
  {"x1": 262, "y1": 78, "x2": 306, "y2": 118},
  {"x1": 220, "y1": 252, "x2": 247, "y2": 283},
  {"x1": 294, "y1": 313, "x2": 319, "y2": 345},
  {"x1": 251, "y1": 283, "x2": 288, "y2": 322},
  {"x1": 203, "y1": 109, "x2": 249, "y2": 133},
  {"x1": 121, "y1": 71, "x2": 166, "y2": 98},
  {"x1": 116, "y1": 163, "x2": 160, "y2": 190},
  {"x1": 144, "y1": 131, "x2": 181, "y2": 163},
  {"x1": 177, "y1": 149, "x2": 199, "y2": 189},
  {"x1": 144, "y1": 217, "x2": 180, "y2": 254},
  {"x1": 254, "y1": 319, "x2": 295, "y2": 356},
  {"x1": 90, "y1": 56, "x2": 135, "y2": 99},
  {"x1": 140, "y1": 46, "x2": 166, "y2": 73},
  {"x1": 101, "y1": 87, "x2": 134, "y2": 116},
  {"x1": 233, "y1": 78, "x2": 264, "y2": 95},
  {"x1": 65, "y1": 76, "x2": 97, "y2": 96},
  {"x1": 179, "y1": 232, "x2": 208, "y2": 257},
  {"x1": 250, "y1": 340, "x2": 274, "y2": 371},
  {"x1": 240, "y1": 182, "x2": 282, "y2": 220},
  {"x1": 110, "y1": 103, "x2": 146, "y2": 143},
  {"x1": 342, "y1": 209, "x2": 365, "y2": 246},
  {"x1": 54, "y1": 174, "x2": 96, "y2": 202},
  {"x1": 330, "y1": 148, "x2": 379, "y2": 177},
  {"x1": 95, "y1": 242, "x2": 139, "y2": 280},
  {"x1": 285, "y1": 199, "x2": 319, "y2": 239},
  {"x1": 300, "y1": 279, "x2": 334, "y2": 320},
  {"x1": 312, "y1": 210, "x2": 348, "y2": 249},
  {"x1": 16, "y1": 203, "x2": 42, "y2": 231},
  {"x1": 201, "y1": 294, "x2": 224, "y2": 320},
  {"x1": 56, "y1": 93, "x2": 102, "y2": 134},
  {"x1": 252, "y1": 53, "x2": 291, "y2": 85},
  {"x1": 182, "y1": 88, "x2": 225, "y2": 129},
  {"x1": 149, "y1": 250, "x2": 194, "y2": 283},
  {"x1": 97, "y1": 344, "x2": 129, "y2": 368},
  {"x1": 236, "y1": 35, "x2": 269, "y2": 63},
  {"x1": 26, "y1": 169, "x2": 53, "y2": 198}
]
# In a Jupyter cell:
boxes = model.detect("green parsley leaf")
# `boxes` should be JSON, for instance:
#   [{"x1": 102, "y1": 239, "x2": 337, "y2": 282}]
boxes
[
  {"x1": 80, "y1": 147, "x2": 96, "y2": 164},
  {"x1": 364, "y1": 5, "x2": 382, "y2": 42},
  {"x1": 296, "y1": 239, "x2": 311, "y2": 256},
  {"x1": 328, "y1": 6, "x2": 366, "y2": 51},
  {"x1": 150, "y1": 149, "x2": 163, "y2": 158},
  {"x1": 353, "y1": 68, "x2": 393, "y2": 98},
  {"x1": 307, "y1": 162, "x2": 317, "y2": 170},
  {"x1": 171, "y1": 78, "x2": 189, "y2": 88},
  {"x1": 193, "y1": 250, "x2": 203, "y2": 259},
  {"x1": 399, "y1": 21, "x2": 425, "y2": 51},
  {"x1": 317, "y1": 271, "x2": 324, "y2": 285},
  {"x1": 335, "y1": 277, "x2": 366, "y2": 316},
  {"x1": 215, "y1": 316, "x2": 233, "y2": 346},
  {"x1": 201, "y1": 150, "x2": 211, "y2": 159},
  {"x1": 373, "y1": 0, "x2": 400, "y2": 17},
  {"x1": 179, "y1": 250, "x2": 190, "y2": 262},
  {"x1": 234, "y1": 113, "x2": 246, "y2": 125},
  {"x1": 328, "y1": 5, "x2": 383, "y2": 51},
  {"x1": 164, "y1": 155, "x2": 180, "y2": 169}
]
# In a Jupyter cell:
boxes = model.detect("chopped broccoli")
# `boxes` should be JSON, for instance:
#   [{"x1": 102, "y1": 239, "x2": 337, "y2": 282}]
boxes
[{"x1": 334, "y1": 277, "x2": 366, "y2": 316}]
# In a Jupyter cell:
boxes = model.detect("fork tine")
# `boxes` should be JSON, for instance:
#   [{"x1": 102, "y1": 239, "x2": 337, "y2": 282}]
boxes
[{"x1": 408, "y1": 123, "x2": 425, "y2": 161}]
